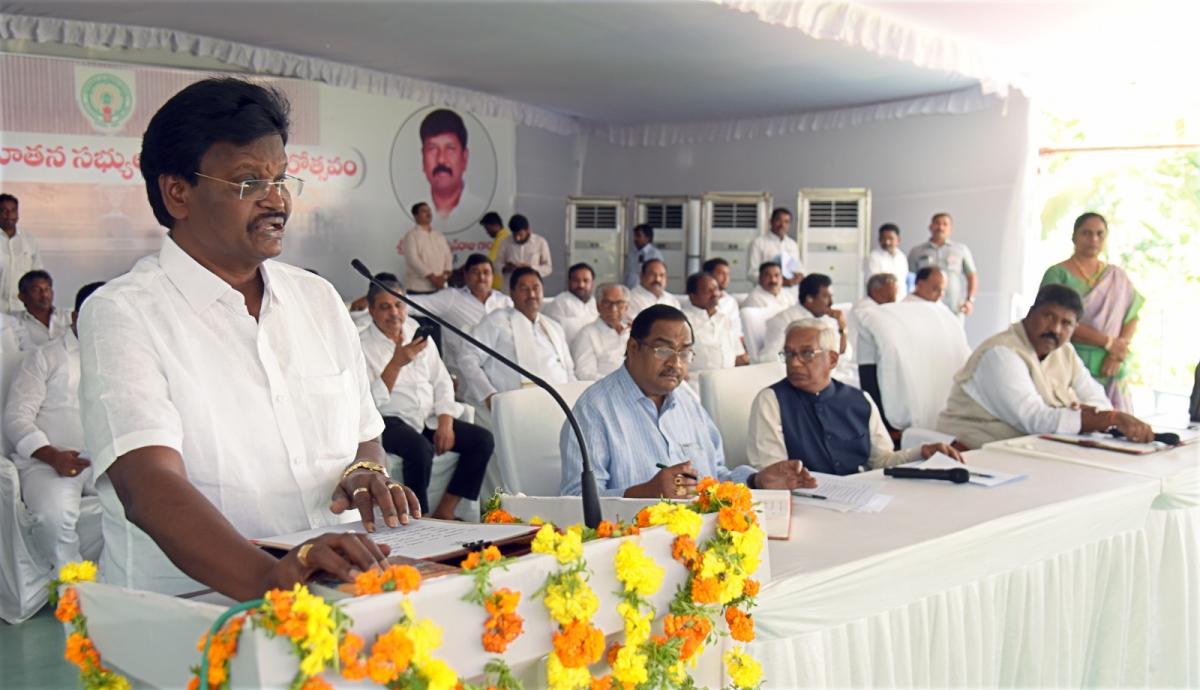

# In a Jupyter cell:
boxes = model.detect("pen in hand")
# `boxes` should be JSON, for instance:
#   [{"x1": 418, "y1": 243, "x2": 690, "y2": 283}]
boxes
[{"x1": 656, "y1": 462, "x2": 699, "y2": 481}]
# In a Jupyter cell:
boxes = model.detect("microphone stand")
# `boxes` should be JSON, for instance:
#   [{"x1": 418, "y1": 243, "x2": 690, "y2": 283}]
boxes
[{"x1": 352, "y1": 259, "x2": 603, "y2": 529}]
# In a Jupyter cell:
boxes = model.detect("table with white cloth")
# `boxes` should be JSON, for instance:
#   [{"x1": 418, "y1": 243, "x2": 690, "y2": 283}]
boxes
[{"x1": 749, "y1": 442, "x2": 1198, "y2": 689}]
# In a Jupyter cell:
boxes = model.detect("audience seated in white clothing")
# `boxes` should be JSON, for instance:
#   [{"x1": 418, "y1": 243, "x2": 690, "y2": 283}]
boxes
[
  {"x1": 739, "y1": 261, "x2": 792, "y2": 314},
  {"x1": 359, "y1": 274, "x2": 492, "y2": 520},
  {"x1": 406, "y1": 253, "x2": 513, "y2": 377},
  {"x1": 680, "y1": 272, "x2": 746, "y2": 382},
  {"x1": 758, "y1": 273, "x2": 847, "y2": 364},
  {"x1": 702, "y1": 257, "x2": 747, "y2": 340},
  {"x1": 848, "y1": 273, "x2": 900, "y2": 361},
  {"x1": 3, "y1": 281, "x2": 104, "y2": 569},
  {"x1": 457, "y1": 267, "x2": 575, "y2": 410},
  {"x1": 541, "y1": 262, "x2": 598, "y2": 343},
  {"x1": 15, "y1": 270, "x2": 71, "y2": 347},
  {"x1": 627, "y1": 258, "x2": 681, "y2": 318},
  {"x1": 572, "y1": 282, "x2": 630, "y2": 380}
]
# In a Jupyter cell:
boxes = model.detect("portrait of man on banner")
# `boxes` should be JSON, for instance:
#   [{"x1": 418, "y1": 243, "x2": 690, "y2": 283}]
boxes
[{"x1": 391, "y1": 106, "x2": 497, "y2": 236}]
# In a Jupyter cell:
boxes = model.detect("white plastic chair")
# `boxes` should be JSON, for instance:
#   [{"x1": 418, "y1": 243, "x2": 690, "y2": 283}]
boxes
[
  {"x1": 385, "y1": 406, "x2": 480, "y2": 521},
  {"x1": 856, "y1": 302, "x2": 969, "y2": 448},
  {"x1": 739, "y1": 307, "x2": 774, "y2": 363},
  {"x1": 486, "y1": 381, "x2": 594, "y2": 497},
  {"x1": 698, "y1": 362, "x2": 786, "y2": 469}
]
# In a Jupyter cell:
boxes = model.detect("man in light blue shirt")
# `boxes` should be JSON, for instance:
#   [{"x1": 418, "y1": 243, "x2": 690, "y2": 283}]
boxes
[
  {"x1": 624, "y1": 223, "x2": 665, "y2": 288},
  {"x1": 560, "y1": 305, "x2": 814, "y2": 498}
]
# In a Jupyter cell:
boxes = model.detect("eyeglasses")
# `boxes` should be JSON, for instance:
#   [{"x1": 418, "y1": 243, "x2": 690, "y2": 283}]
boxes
[
  {"x1": 779, "y1": 348, "x2": 827, "y2": 363},
  {"x1": 639, "y1": 341, "x2": 696, "y2": 363},
  {"x1": 194, "y1": 172, "x2": 304, "y2": 200}
]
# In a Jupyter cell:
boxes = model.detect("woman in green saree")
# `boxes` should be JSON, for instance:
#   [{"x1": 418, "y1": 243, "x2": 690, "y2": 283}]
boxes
[{"x1": 1041, "y1": 212, "x2": 1144, "y2": 411}]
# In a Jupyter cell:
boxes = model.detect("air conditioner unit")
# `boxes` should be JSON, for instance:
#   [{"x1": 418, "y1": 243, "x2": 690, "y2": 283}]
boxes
[
  {"x1": 700, "y1": 192, "x2": 771, "y2": 294},
  {"x1": 565, "y1": 196, "x2": 626, "y2": 286},
  {"x1": 797, "y1": 188, "x2": 872, "y2": 302},
  {"x1": 633, "y1": 196, "x2": 693, "y2": 293}
]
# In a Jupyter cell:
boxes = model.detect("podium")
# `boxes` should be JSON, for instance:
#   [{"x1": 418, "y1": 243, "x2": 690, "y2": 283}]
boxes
[{"x1": 73, "y1": 510, "x2": 768, "y2": 688}]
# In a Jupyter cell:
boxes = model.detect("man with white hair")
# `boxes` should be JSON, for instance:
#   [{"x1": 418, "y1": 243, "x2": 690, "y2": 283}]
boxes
[
  {"x1": 747, "y1": 318, "x2": 960, "y2": 475},
  {"x1": 572, "y1": 282, "x2": 631, "y2": 380},
  {"x1": 627, "y1": 258, "x2": 680, "y2": 318}
]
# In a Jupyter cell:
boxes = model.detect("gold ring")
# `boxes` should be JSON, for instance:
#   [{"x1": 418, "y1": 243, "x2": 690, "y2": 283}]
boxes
[
  {"x1": 69, "y1": 469, "x2": 77, "y2": 476},
  {"x1": 674, "y1": 486, "x2": 687, "y2": 498},
  {"x1": 297, "y1": 542, "x2": 314, "y2": 568},
  {"x1": 673, "y1": 475, "x2": 684, "y2": 485},
  {"x1": 386, "y1": 482, "x2": 402, "y2": 490},
  {"x1": 352, "y1": 486, "x2": 370, "y2": 498}
]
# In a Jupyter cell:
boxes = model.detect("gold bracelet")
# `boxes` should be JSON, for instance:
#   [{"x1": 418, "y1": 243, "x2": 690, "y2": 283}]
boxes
[{"x1": 341, "y1": 460, "x2": 389, "y2": 482}]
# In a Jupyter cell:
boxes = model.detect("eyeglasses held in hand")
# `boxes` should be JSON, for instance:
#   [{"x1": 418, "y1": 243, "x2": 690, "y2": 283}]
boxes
[{"x1": 194, "y1": 172, "x2": 305, "y2": 200}]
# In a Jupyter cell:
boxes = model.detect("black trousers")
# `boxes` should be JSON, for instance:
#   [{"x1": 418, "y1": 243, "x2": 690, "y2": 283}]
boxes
[{"x1": 380, "y1": 416, "x2": 493, "y2": 512}]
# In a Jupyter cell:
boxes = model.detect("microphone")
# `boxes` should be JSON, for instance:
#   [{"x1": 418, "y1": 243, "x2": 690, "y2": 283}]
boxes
[
  {"x1": 883, "y1": 466, "x2": 969, "y2": 484},
  {"x1": 351, "y1": 259, "x2": 603, "y2": 529}
]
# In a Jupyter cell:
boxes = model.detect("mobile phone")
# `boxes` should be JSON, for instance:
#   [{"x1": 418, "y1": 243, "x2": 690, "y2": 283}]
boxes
[{"x1": 413, "y1": 323, "x2": 436, "y2": 342}]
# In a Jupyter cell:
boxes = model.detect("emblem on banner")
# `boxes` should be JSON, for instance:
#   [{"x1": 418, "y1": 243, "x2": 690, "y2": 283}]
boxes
[{"x1": 76, "y1": 70, "x2": 135, "y2": 131}]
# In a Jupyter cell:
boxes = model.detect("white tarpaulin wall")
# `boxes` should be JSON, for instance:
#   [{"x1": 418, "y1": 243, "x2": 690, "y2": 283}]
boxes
[{"x1": 0, "y1": 52, "x2": 517, "y2": 303}]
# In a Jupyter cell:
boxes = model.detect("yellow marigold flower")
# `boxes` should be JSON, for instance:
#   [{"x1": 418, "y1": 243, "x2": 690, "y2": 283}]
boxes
[
  {"x1": 531, "y1": 523, "x2": 562, "y2": 556},
  {"x1": 723, "y1": 647, "x2": 763, "y2": 689},
  {"x1": 547, "y1": 651, "x2": 593, "y2": 690},
  {"x1": 544, "y1": 575, "x2": 599, "y2": 626},
  {"x1": 421, "y1": 658, "x2": 458, "y2": 690},
  {"x1": 58, "y1": 561, "x2": 98, "y2": 584},
  {"x1": 529, "y1": 515, "x2": 546, "y2": 526},
  {"x1": 718, "y1": 574, "x2": 746, "y2": 605},
  {"x1": 668, "y1": 661, "x2": 687, "y2": 683},
  {"x1": 664, "y1": 506, "x2": 703, "y2": 540},
  {"x1": 616, "y1": 602, "x2": 651, "y2": 647},
  {"x1": 611, "y1": 644, "x2": 649, "y2": 688},
  {"x1": 406, "y1": 617, "x2": 443, "y2": 666},
  {"x1": 614, "y1": 541, "x2": 665, "y2": 597},
  {"x1": 698, "y1": 550, "x2": 728, "y2": 580},
  {"x1": 555, "y1": 527, "x2": 584, "y2": 564}
]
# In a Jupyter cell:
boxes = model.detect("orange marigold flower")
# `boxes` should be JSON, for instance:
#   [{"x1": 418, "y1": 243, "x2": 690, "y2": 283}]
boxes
[
  {"x1": 187, "y1": 676, "x2": 201, "y2": 690},
  {"x1": 714, "y1": 481, "x2": 753, "y2": 512},
  {"x1": 717, "y1": 507, "x2": 753, "y2": 533},
  {"x1": 64, "y1": 632, "x2": 99, "y2": 670},
  {"x1": 482, "y1": 611, "x2": 524, "y2": 653},
  {"x1": 672, "y1": 535, "x2": 699, "y2": 567},
  {"x1": 300, "y1": 676, "x2": 333, "y2": 690},
  {"x1": 606, "y1": 642, "x2": 623, "y2": 666},
  {"x1": 591, "y1": 674, "x2": 615, "y2": 690},
  {"x1": 354, "y1": 568, "x2": 385, "y2": 595},
  {"x1": 54, "y1": 587, "x2": 80, "y2": 623},
  {"x1": 664, "y1": 614, "x2": 712, "y2": 661},
  {"x1": 553, "y1": 620, "x2": 605, "y2": 668},
  {"x1": 383, "y1": 564, "x2": 422, "y2": 594},
  {"x1": 635, "y1": 508, "x2": 652, "y2": 528},
  {"x1": 724, "y1": 607, "x2": 755, "y2": 642},
  {"x1": 484, "y1": 588, "x2": 521, "y2": 616},
  {"x1": 691, "y1": 576, "x2": 721, "y2": 604},
  {"x1": 743, "y1": 579, "x2": 760, "y2": 597},
  {"x1": 367, "y1": 627, "x2": 414, "y2": 684},
  {"x1": 482, "y1": 545, "x2": 502, "y2": 562},
  {"x1": 483, "y1": 508, "x2": 518, "y2": 524},
  {"x1": 264, "y1": 589, "x2": 294, "y2": 619},
  {"x1": 596, "y1": 520, "x2": 616, "y2": 538},
  {"x1": 339, "y1": 632, "x2": 365, "y2": 667}
]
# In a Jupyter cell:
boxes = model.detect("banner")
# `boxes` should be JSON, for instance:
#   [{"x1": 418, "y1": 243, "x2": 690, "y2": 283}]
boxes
[{"x1": 0, "y1": 52, "x2": 517, "y2": 302}]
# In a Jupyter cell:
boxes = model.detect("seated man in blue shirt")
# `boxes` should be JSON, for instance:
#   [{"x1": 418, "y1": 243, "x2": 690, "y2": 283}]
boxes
[{"x1": 560, "y1": 305, "x2": 816, "y2": 498}]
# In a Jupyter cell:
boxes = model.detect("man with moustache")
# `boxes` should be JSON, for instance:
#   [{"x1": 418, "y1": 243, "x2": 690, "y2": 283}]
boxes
[
  {"x1": 864, "y1": 223, "x2": 909, "y2": 296},
  {"x1": 398, "y1": 201, "x2": 452, "y2": 293},
  {"x1": 702, "y1": 257, "x2": 752, "y2": 326},
  {"x1": 909, "y1": 212, "x2": 977, "y2": 317},
  {"x1": 560, "y1": 305, "x2": 815, "y2": 498},
  {"x1": 937, "y1": 284, "x2": 1153, "y2": 449},
  {"x1": 680, "y1": 272, "x2": 747, "y2": 383},
  {"x1": 627, "y1": 258, "x2": 680, "y2": 319},
  {"x1": 739, "y1": 261, "x2": 792, "y2": 315},
  {"x1": 0, "y1": 193, "x2": 45, "y2": 314},
  {"x1": 572, "y1": 282, "x2": 631, "y2": 381},
  {"x1": 904, "y1": 266, "x2": 954, "y2": 312},
  {"x1": 78, "y1": 78, "x2": 416, "y2": 599},
  {"x1": 747, "y1": 207, "x2": 803, "y2": 288},
  {"x1": 542, "y1": 262, "x2": 598, "y2": 342},
  {"x1": 408, "y1": 253, "x2": 512, "y2": 378},
  {"x1": 418, "y1": 108, "x2": 485, "y2": 232},
  {"x1": 758, "y1": 274, "x2": 847, "y2": 364}
]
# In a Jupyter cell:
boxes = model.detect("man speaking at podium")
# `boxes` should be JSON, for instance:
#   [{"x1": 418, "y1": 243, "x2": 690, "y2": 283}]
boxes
[{"x1": 78, "y1": 79, "x2": 418, "y2": 600}]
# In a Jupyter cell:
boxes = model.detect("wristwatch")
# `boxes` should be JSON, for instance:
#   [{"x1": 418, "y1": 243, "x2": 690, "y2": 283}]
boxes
[{"x1": 341, "y1": 460, "x2": 389, "y2": 482}]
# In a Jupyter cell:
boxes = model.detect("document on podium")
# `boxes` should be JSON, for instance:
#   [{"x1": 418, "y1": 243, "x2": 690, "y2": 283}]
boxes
[{"x1": 254, "y1": 518, "x2": 537, "y2": 562}]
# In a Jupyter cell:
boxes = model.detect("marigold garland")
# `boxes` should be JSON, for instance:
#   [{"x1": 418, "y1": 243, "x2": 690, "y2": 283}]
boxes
[
  {"x1": 459, "y1": 544, "x2": 526, "y2": 661},
  {"x1": 50, "y1": 561, "x2": 131, "y2": 690},
  {"x1": 532, "y1": 524, "x2": 605, "y2": 690}
]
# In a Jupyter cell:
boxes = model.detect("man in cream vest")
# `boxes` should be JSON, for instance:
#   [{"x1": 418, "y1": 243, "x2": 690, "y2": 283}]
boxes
[
  {"x1": 937, "y1": 284, "x2": 1152, "y2": 449},
  {"x1": 458, "y1": 266, "x2": 576, "y2": 412}
]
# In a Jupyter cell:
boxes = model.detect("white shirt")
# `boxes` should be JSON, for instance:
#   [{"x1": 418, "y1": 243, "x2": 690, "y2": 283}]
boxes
[
  {"x1": 962, "y1": 346, "x2": 1110, "y2": 436},
  {"x1": 16, "y1": 308, "x2": 71, "y2": 347},
  {"x1": 571, "y1": 318, "x2": 630, "y2": 381},
  {"x1": 627, "y1": 284, "x2": 681, "y2": 320},
  {"x1": 456, "y1": 307, "x2": 575, "y2": 406},
  {"x1": 541, "y1": 293, "x2": 598, "y2": 343},
  {"x1": 78, "y1": 237, "x2": 384, "y2": 595},
  {"x1": 497, "y1": 234, "x2": 554, "y2": 281},
  {"x1": 849, "y1": 297, "x2": 882, "y2": 365},
  {"x1": 0, "y1": 231, "x2": 44, "y2": 313},
  {"x1": 360, "y1": 320, "x2": 463, "y2": 432},
  {"x1": 407, "y1": 287, "x2": 513, "y2": 376},
  {"x1": 746, "y1": 385, "x2": 920, "y2": 470},
  {"x1": 865, "y1": 247, "x2": 909, "y2": 296},
  {"x1": 4, "y1": 332, "x2": 83, "y2": 470},
  {"x1": 746, "y1": 233, "x2": 802, "y2": 281},
  {"x1": 432, "y1": 182, "x2": 489, "y2": 235},
  {"x1": 757, "y1": 304, "x2": 826, "y2": 364},
  {"x1": 903, "y1": 292, "x2": 958, "y2": 317},
  {"x1": 717, "y1": 292, "x2": 745, "y2": 339},
  {"x1": 739, "y1": 285, "x2": 792, "y2": 315},
  {"x1": 680, "y1": 303, "x2": 745, "y2": 380}
]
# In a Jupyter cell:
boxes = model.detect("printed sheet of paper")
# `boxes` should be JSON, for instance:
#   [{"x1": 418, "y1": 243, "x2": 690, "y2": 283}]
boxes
[
  {"x1": 257, "y1": 519, "x2": 536, "y2": 561},
  {"x1": 793, "y1": 472, "x2": 887, "y2": 512},
  {"x1": 913, "y1": 452, "x2": 1027, "y2": 488}
]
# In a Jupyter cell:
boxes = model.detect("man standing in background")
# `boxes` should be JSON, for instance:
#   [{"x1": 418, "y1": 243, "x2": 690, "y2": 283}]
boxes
[
  {"x1": 747, "y1": 207, "x2": 802, "y2": 288},
  {"x1": 0, "y1": 194, "x2": 45, "y2": 314},
  {"x1": 909, "y1": 212, "x2": 977, "y2": 318},
  {"x1": 398, "y1": 202, "x2": 452, "y2": 293},
  {"x1": 865, "y1": 223, "x2": 909, "y2": 296},
  {"x1": 497, "y1": 214, "x2": 553, "y2": 283},
  {"x1": 480, "y1": 212, "x2": 509, "y2": 290},
  {"x1": 624, "y1": 223, "x2": 665, "y2": 288}
]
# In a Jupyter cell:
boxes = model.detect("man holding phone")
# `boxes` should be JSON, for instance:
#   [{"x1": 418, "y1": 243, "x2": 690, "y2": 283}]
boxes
[{"x1": 360, "y1": 273, "x2": 493, "y2": 520}]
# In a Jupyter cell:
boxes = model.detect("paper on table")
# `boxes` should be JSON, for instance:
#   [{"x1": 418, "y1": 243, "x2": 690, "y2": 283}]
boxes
[
  {"x1": 256, "y1": 518, "x2": 536, "y2": 561},
  {"x1": 750, "y1": 489, "x2": 792, "y2": 539},
  {"x1": 911, "y1": 453, "x2": 1027, "y2": 488},
  {"x1": 793, "y1": 472, "x2": 884, "y2": 512}
]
